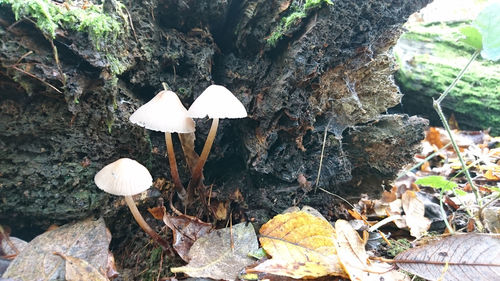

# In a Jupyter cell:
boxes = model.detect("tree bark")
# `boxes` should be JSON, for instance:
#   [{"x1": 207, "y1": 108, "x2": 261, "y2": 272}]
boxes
[{"x1": 0, "y1": 0, "x2": 431, "y2": 229}]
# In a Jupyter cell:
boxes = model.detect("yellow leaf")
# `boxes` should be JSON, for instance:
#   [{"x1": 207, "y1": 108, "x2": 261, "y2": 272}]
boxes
[
  {"x1": 484, "y1": 169, "x2": 500, "y2": 181},
  {"x1": 334, "y1": 220, "x2": 410, "y2": 281},
  {"x1": 250, "y1": 211, "x2": 346, "y2": 279},
  {"x1": 54, "y1": 252, "x2": 108, "y2": 281}
]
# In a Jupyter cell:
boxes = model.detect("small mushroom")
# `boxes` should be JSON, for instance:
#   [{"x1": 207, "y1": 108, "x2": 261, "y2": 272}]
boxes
[
  {"x1": 186, "y1": 85, "x2": 247, "y2": 196},
  {"x1": 129, "y1": 90, "x2": 195, "y2": 200},
  {"x1": 94, "y1": 158, "x2": 169, "y2": 249}
]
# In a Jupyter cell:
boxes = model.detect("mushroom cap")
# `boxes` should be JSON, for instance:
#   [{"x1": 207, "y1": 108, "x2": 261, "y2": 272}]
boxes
[
  {"x1": 188, "y1": 85, "x2": 247, "y2": 119},
  {"x1": 94, "y1": 158, "x2": 153, "y2": 196},
  {"x1": 130, "y1": 90, "x2": 195, "y2": 133}
]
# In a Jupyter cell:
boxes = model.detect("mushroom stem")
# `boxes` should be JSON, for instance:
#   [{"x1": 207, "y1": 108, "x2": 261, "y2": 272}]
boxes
[
  {"x1": 124, "y1": 195, "x2": 170, "y2": 249},
  {"x1": 165, "y1": 132, "x2": 187, "y2": 200},
  {"x1": 187, "y1": 118, "x2": 219, "y2": 197}
]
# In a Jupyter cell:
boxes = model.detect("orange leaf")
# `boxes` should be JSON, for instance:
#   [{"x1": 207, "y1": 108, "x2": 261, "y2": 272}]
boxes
[
  {"x1": 250, "y1": 211, "x2": 346, "y2": 279},
  {"x1": 420, "y1": 160, "x2": 431, "y2": 172},
  {"x1": 147, "y1": 206, "x2": 166, "y2": 220},
  {"x1": 484, "y1": 169, "x2": 500, "y2": 181},
  {"x1": 426, "y1": 127, "x2": 444, "y2": 148}
]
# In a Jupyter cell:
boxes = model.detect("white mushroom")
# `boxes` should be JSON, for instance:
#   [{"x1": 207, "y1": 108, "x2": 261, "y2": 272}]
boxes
[
  {"x1": 95, "y1": 158, "x2": 169, "y2": 249},
  {"x1": 129, "y1": 90, "x2": 195, "y2": 199},
  {"x1": 186, "y1": 85, "x2": 247, "y2": 197}
]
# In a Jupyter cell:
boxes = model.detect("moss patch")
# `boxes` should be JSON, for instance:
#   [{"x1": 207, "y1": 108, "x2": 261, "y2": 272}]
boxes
[
  {"x1": 395, "y1": 21, "x2": 500, "y2": 134},
  {"x1": 267, "y1": 0, "x2": 333, "y2": 47},
  {"x1": 0, "y1": 0, "x2": 128, "y2": 74}
]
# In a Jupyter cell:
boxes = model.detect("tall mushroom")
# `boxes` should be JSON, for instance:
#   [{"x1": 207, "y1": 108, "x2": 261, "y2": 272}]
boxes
[
  {"x1": 186, "y1": 85, "x2": 247, "y2": 197},
  {"x1": 94, "y1": 158, "x2": 169, "y2": 249},
  {"x1": 129, "y1": 90, "x2": 195, "y2": 200}
]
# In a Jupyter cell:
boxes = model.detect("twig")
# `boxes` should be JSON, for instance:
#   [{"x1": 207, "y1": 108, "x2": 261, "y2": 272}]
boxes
[
  {"x1": 48, "y1": 38, "x2": 66, "y2": 86},
  {"x1": 317, "y1": 187, "x2": 355, "y2": 209},
  {"x1": 433, "y1": 49, "x2": 481, "y2": 207},
  {"x1": 10, "y1": 66, "x2": 62, "y2": 93},
  {"x1": 438, "y1": 187, "x2": 454, "y2": 234},
  {"x1": 15, "y1": 51, "x2": 33, "y2": 65},
  {"x1": 315, "y1": 119, "x2": 331, "y2": 191}
]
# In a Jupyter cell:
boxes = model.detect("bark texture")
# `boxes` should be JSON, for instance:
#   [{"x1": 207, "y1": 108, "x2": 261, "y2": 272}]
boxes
[{"x1": 0, "y1": 0, "x2": 430, "y2": 230}]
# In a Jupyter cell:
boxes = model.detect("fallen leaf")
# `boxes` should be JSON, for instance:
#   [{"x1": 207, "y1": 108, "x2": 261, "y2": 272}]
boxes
[
  {"x1": 484, "y1": 169, "x2": 500, "y2": 181},
  {"x1": 426, "y1": 127, "x2": 445, "y2": 148},
  {"x1": 3, "y1": 218, "x2": 111, "y2": 281},
  {"x1": 448, "y1": 113, "x2": 459, "y2": 130},
  {"x1": 1, "y1": 236, "x2": 26, "y2": 257},
  {"x1": 148, "y1": 206, "x2": 166, "y2": 220},
  {"x1": 334, "y1": 220, "x2": 409, "y2": 281},
  {"x1": 402, "y1": 191, "x2": 431, "y2": 238},
  {"x1": 381, "y1": 186, "x2": 398, "y2": 203},
  {"x1": 395, "y1": 233, "x2": 500, "y2": 281},
  {"x1": 248, "y1": 211, "x2": 346, "y2": 279},
  {"x1": 170, "y1": 222, "x2": 258, "y2": 280},
  {"x1": 482, "y1": 207, "x2": 500, "y2": 233},
  {"x1": 210, "y1": 200, "x2": 229, "y2": 221},
  {"x1": 373, "y1": 198, "x2": 403, "y2": 218},
  {"x1": 163, "y1": 213, "x2": 212, "y2": 262},
  {"x1": 279, "y1": 0, "x2": 292, "y2": 13},
  {"x1": 53, "y1": 252, "x2": 108, "y2": 281}
]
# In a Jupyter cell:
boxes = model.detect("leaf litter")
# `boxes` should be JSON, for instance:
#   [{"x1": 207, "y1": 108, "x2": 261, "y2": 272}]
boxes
[{"x1": 2, "y1": 218, "x2": 112, "y2": 281}]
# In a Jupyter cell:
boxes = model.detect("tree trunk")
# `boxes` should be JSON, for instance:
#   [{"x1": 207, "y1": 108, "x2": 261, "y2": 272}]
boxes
[{"x1": 0, "y1": 0, "x2": 430, "y2": 231}]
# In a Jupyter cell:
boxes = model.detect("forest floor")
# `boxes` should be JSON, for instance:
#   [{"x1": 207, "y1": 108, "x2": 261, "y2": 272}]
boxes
[{"x1": 2, "y1": 125, "x2": 499, "y2": 281}]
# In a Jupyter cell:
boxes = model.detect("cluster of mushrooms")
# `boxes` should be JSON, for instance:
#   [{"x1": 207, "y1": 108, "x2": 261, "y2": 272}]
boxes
[{"x1": 93, "y1": 85, "x2": 247, "y2": 248}]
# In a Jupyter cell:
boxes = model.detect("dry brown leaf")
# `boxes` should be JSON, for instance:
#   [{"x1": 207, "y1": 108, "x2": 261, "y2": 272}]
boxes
[
  {"x1": 210, "y1": 201, "x2": 229, "y2": 221},
  {"x1": 163, "y1": 213, "x2": 212, "y2": 262},
  {"x1": 54, "y1": 252, "x2": 108, "y2": 281},
  {"x1": 426, "y1": 127, "x2": 445, "y2": 148},
  {"x1": 381, "y1": 186, "x2": 398, "y2": 203},
  {"x1": 3, "y1": 218, "x2": 110, "y2": 281},
  {"x1": 334, "y1": 220, "x2": 409, "y2": 281},
  {"x1": 279, "y1": 0, "x2": 292, "y2": 13},
  {"x1": 249, "y1": 211, "x2": 346, "y2": 279},
  {"x1": 373, "y1": 198, "x2": 403, "y2": 218},
  {"x1": 148, "y1": 206, "x2": 166, "y2": 220},
  {"x1": 395, "y1": 233, "x2": 500, "y2": 281},
  {"x1": 170, "y1": 222, "x2": 258, "y2": 280},
  {"x1": 402, "y1": 191, "x2": 431, "y2": 238}
]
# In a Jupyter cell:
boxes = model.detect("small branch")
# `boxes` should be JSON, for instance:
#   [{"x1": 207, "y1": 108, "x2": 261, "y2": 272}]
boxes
[
  {"x1": 436, "y1": 50, "x2": 480, "y2": 104},
  {"x1": 433, "y1": 50, "x2": 482, "y2": 207},
  {"x1": 10, "y1": 66, "x2": 63, "y2": 93},
  {"x1": 48, "y1": 38, "x2": 67, "y2": 87},
  {"x1": 433, "y1": 101, "x2": 481, "y2": 206},
  {"x1": 315, "y1": 120, "x2": 330, "y2": 191}
]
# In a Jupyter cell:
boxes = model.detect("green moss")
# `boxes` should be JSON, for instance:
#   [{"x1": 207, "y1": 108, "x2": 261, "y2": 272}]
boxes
[
  {"x1": 0, "y1": 0, "x2": 127, "y2": 74},
  {"x1": 386, "y1": 239, "x2": 411, "y2": 258},
  {"x1": 396, "y1": 21, "x2": 500, "y2": 134},
  {"x1": 267, "y1": 0, "x2": 333, "y2": 47},
  {"x1": 0, "y1": 0, "x2": 122, "y2": 43}
]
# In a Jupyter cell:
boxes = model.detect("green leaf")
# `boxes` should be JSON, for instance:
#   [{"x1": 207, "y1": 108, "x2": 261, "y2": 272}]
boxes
[
  {"x1": 454, "y1": 189, "x2": 467, "y2": 196},
  {"x1": 459, "y1": 26, "x2": 483, "y2": 50},
  {"x1": 415, "y1": 176, "x2": 458, "y2": 191},
  {"x1": 474, "y1": 2, "x2": 500, "y2": 61}
]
